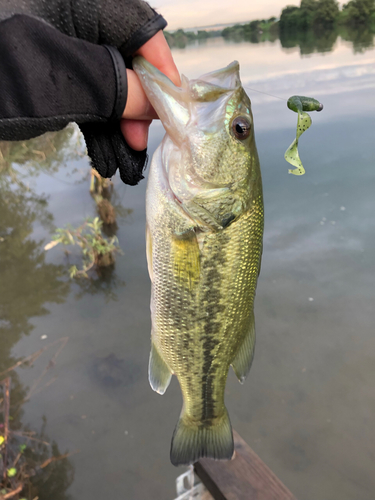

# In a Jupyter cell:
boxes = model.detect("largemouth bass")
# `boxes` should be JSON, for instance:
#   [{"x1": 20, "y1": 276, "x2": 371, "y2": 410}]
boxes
[{"x1": 133, "y1": 57, "x2": 264, "y2": 466}]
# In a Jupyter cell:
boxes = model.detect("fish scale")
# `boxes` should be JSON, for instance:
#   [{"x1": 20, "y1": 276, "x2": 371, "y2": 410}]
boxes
[{"x1": 133, "y1": 57, "x2": 264, "y2": 466}]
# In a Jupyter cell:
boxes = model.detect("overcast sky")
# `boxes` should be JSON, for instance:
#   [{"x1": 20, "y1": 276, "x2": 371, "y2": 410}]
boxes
[{"x1": 151, "y1": 0, "x2": 344, "y2": 30}]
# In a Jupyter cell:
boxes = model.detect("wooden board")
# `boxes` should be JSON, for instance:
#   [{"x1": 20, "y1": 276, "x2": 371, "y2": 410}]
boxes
[
  {"x1": 194, "y1": 430, "x2": 297, "y2": 500},
  {"x1": 200, "y1": 489, "x2": 215, "y2": 500}
]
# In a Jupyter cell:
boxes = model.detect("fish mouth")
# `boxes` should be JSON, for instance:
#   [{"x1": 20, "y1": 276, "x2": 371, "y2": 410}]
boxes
[
  {"x1": 132, "y1": 57, "x2": 189, "y2": 143},
  {"x1": 133, "y1": 57, "x2": 243, "y2": 143}
]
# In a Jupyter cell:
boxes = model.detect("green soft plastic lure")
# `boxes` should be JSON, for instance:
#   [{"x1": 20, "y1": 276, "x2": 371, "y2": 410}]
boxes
[{"x1": 285, "y1": 95, "x2": 323, "y2": 175}]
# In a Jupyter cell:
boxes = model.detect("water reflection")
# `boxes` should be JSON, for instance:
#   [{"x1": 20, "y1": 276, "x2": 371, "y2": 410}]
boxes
[
  {"x1": 279, "y1": 26, "x2": 339, "y2": 54},
  {"x1": 169, "y1": 23, "x2": 375, "y2": 55},
  {"x1": 0, "y1": 134, "x2": 73, "y2": 344},
  {"x1": 0, "y1": 200, "x2": 68, "y2": 339},
  {"x1": 340, "y1": 24, "x2": 375, "y2": 53},
  {"x1": 0, "y1": 386, "x2": 75, "y2": 500},
  {"x1": 0, "y1": 125, "x2": 130, "y2": 307},
  {"x1": 223, "y1": 23, "x2": 279, "y2": 45},
  {"x1": 279, "y1": 25, "x2": 375, "y2": 54},
  {"x1": 0, "y1": 128, "x2": 130, "y2": 498},
  {"x1": 73, "y1": 265, "x2": 124, "y2": 302},
  {"x1": 223, "y1": 23, "x2": 375, "y2": 55},
  {"x1": 91, "y1": 352, "x2": 141, "y2": 390},
  {"x1": 28, "y1": 437, "x2": 74, "y2": 500},
  {"x1": 0, "y1": 339, "x2": 75, "y2": 498}
]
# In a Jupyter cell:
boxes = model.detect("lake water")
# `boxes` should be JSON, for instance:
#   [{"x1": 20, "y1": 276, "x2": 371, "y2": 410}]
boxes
[{"x1": 0, "y1": 33, "x2": 374, "y2": 499}]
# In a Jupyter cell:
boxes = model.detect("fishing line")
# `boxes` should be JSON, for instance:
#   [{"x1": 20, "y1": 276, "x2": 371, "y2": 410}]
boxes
[{"x1": 243, "y1": 86, "x2": 287, "y2": 101}]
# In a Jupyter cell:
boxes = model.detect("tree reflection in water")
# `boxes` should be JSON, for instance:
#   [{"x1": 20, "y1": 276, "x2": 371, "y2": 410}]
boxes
[
  {"x1": 220, "y1": 22, "x2": 374, "y2": 55},
  {"x1": 0, "y1": 126, "x2": 130, "y2": 498},
  {"x1": 279, "y1": 24, "x2": 374, "y2": 54},
  {"x1": 0, "y1": 128, "x2": 79, "y2": 498},
  {"x1": 73, "y1": 264, "x2": 125, "y2": 302},
  {"x1": 340, "y1": 24, "x2": 375, "y2": 52},
  {"x1": 279, "y1": 26, "x2": 339, "y2": 53},
  {"x1": 1, "y1": 376, "x2": 75, "y2": 500},
  {"x1": 0, "y1": 128, "x2": 76, "y2": 368}
]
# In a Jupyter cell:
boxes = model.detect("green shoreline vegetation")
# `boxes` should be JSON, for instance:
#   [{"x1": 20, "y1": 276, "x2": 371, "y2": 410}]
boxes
[{"x1": 164, "y1": 0, "x2": 375, "y2": 52}]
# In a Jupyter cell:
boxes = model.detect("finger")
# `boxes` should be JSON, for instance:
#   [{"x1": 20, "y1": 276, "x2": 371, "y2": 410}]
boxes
[
  {"x1": 123, "y1": 69, "x2": 158, "y2": 120},
  {"x1": 120, "y1": 119, "x2": 152, "y2": 151},
  {"x1": 135, "y1": 31, "x2": 181, "y2": 86}
]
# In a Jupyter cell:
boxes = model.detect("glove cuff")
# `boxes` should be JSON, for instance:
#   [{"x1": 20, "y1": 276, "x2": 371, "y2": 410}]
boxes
[
  {"x1": 103, "y1": 45, "x2": 128, "y2": 120},
  {"x1": 120, "y1": 13, "x2": 167, "y2": 57}
]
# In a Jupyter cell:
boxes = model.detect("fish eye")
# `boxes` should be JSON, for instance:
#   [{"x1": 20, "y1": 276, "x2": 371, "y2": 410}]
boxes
[{"x1": 232, "y1": 116, "x2": 251, "y2": 140}]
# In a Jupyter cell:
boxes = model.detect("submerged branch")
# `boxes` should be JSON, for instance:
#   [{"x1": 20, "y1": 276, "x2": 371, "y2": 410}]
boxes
[
  {"x1": 0, "y1": 484, "x2": 23, "y2": 499},
  {"x1": 0, "y1": 338, "x2": 69, "y2": 379}
]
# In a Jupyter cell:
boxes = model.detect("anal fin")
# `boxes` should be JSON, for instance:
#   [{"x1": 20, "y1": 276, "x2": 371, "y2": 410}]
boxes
[
  {"x1": 231, "y1": 311, "x2": 256, "y2": 384},
  {"x1": 149, "y1": 341, "x2": 172, "y2": 395}
]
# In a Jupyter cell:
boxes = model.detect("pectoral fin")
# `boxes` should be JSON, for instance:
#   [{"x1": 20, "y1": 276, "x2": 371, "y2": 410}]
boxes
[
  {"x1": 231, "y1": 311, "x2": 256, "y2": 384},
  {"x1": 172, "y1": 229, "x2": 200, "y2": 289},
  {"x1": 149, "y1": 341, "x2": 172, "y2": 395}
]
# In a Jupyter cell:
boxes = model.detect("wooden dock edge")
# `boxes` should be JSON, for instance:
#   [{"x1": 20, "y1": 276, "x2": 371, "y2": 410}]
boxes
[{"x1": 194, "y1": 430, "x2": 297, "y2": 500}]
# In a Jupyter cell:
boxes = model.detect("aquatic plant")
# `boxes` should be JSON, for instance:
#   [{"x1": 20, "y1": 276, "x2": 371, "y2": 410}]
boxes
[
  {"x1": 45, "y1": 217, "x2": 122, "y2": 278},
  {"x1": 89, "y1": 169, "x2": 117, "y2": 225}
]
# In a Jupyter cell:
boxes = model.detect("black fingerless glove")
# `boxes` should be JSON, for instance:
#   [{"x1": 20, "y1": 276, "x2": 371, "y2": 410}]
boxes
[
  {"x1": 80, "y1": 122, "x2": 148, "y2": 185},
  {"x1": 0, "y1": 0, "x2": 167, "y2": 185},
  {"x1": 0, "y1": 0, "x2": 167, "y2": 56},
  {"x1": 67, "y1": 0, "x2": 166, "y2": 185},
  {"x1": 79, "y1": 44, "x2": 148, "y2": 186}
]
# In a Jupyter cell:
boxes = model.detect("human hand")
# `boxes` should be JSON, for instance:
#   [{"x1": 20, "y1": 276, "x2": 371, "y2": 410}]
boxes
[{"x1": 120, "y1": 31, "x2": 181, "y2": 151}]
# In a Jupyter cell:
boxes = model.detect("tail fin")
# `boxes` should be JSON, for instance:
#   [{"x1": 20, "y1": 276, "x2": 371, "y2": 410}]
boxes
[{"x1": 170, "y1": 409, "x2": 234, "y2": 466}]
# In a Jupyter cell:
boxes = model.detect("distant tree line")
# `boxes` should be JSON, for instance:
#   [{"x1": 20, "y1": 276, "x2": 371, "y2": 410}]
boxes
[
  {"x1": 165, "y1": 19, "x2": 279, "y2": 48},
  {"x1": 164, "y1": 0, "x2": 375, "y2": 50},
  {"x1": 221, "y1": 18, "x2": 279, "y2": 43},
  {"x1": 279, "y1": 0, "x2": 375, "y2": 30},
  {"x1": 164, "y1": 29, "x2": 220, "y2": 49}
]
